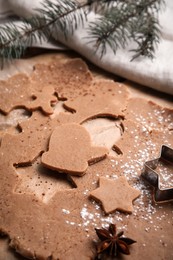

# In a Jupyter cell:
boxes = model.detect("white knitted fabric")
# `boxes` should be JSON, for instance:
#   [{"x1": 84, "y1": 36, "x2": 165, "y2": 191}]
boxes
[{"x1": 0, "y1": 0, "x2": 173, "y2": 95}]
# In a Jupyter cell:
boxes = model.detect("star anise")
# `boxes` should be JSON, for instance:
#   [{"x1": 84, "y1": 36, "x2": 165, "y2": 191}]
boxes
[{"x1": 95, "y1": 223, "x2": 136, "y2": 259}]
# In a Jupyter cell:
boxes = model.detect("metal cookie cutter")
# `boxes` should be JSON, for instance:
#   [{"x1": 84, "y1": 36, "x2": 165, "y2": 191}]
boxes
[{"x1": 141, "y1": 145, "x2": 173, "y2": 203}]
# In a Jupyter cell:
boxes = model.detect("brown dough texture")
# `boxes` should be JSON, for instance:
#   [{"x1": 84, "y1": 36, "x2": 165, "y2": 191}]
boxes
[
  {"x1": 42, "y1": 123, "x2": 108, "y2": 175},
  {"x1": 90, "y1": 176, "x2": 140, "y2": 214},
  {"x1": 0, "y1": 57, "x2": 173, "y2": 260}
]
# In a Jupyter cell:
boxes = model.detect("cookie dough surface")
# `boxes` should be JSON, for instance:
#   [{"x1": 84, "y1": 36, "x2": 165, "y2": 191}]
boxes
[
  {"x1": 90, "y1": 176, "x2": 140, "y2": 214},
  {"x1": 0, "y1": 56, "x2": 173, "y2": 260},
  {"x1": 42, "y1": 123, "x2": 108, "y2": 175}
]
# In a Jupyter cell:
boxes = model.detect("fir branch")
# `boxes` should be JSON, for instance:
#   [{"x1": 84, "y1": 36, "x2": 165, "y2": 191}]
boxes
[
  {"x1": 130, "y1": 14, "x2": 161, "y2": 60},
  {"x1": 88, "y1": 0, "x2": 164, "y2": 58},
  {"x1": 0, "y1": 0, "x2": 88, "y2": 68},
  {"x1": 0, "y1": 0, "x2": 164, "y2": 68}
]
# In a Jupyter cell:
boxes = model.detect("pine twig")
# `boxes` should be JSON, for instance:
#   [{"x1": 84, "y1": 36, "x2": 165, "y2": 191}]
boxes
[
  {"x1": 88, "y1": 0, "x2": 164, "y2": 59},
  {"x1": 0, "y1": 0, "x2": 164, "y2": 68},
  {"x1": 0, "y1": 0, "x2": 88, "y2": 68}
]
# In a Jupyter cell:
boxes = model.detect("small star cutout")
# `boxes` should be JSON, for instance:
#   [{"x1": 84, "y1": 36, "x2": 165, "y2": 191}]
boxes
[{"x1": 90, "y1": 176, "x2": 140, "y2": 214}]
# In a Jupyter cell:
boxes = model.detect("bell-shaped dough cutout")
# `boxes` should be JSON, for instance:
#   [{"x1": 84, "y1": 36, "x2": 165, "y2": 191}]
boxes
[{"x1": 41, "y1": 123, "x2": 108, "y2": 176}]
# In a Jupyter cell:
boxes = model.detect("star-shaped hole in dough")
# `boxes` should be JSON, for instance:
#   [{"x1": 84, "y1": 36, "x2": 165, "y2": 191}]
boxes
[
  {"x1": 90, "y1": 176, "x2": 140, "y2": 214},
  {"x1": 42, "y1": 123, "x2": 108, "y2": 176}
]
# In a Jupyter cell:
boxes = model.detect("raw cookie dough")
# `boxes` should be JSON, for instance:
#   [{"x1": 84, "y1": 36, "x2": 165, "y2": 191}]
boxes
[
  {"x1": 42, "y1": 123, "x2": 108, "y2": 175},
  {"x1": 0, "y1": 56, "x2": 173, "y2": 260},
  {"x1": 90, "y1": 176, "x2": 140, "y2": 214}
]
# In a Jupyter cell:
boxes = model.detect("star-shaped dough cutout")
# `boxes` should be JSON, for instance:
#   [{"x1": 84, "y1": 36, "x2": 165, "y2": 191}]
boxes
[{"x1": 90, "y1": 176, "x2": 140, "y2": 214}]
